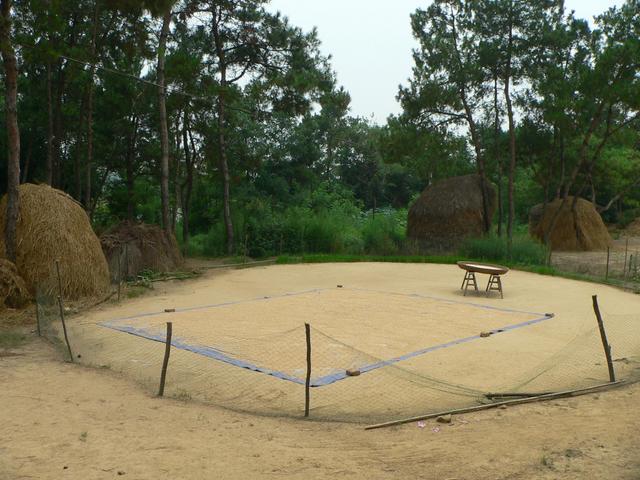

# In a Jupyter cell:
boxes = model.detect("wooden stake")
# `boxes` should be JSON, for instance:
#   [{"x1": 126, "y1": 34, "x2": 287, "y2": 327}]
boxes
[
  {"x1": 365, "y1": 381, "x2": 623, "y2": 430},
  {"x1": 592, "y1": 295, "x2": 616, "y2": 382},
  {"x1": 57, "y1": 296, "x2": 74, "y2": 362},
  {"x1": 117, "y1": 245, "x2": 122, "y2": 302},
  {"x1": 158, "y1": 322, "x2": 173, "y2": 397},
  {"x1": 55, "y1": 260, "x2": 63, "y2": 299},
  {"x1": 35, "y1": 303, "x2": 41, "y2": 337},
  {"x1": 623, "y1": 238, "x2": 629, "y2": 278},
  {"x1": 304, "y1": 323, "x2": 311, "y2": 418},
  {"x1": 605, "y1": 247, "x2": 610, "y2": 280}
]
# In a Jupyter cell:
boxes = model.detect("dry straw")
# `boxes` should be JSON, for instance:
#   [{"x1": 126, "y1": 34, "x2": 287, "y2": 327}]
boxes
[
  {"x1": 0, "y1": 183, "x2": 110, "y2": 300},
  {"x1": 530, "y1": 196, "x2": 612, "y2": 251},
  {"x1": 100, "y1": 221, "x2": 183, "y2": 280},
  {"x1": 0, "y1": 259, "x2": 31, "y2": 308},
  {"x1": 407, "y1": 174, "x2": 497, "y2": 249}
]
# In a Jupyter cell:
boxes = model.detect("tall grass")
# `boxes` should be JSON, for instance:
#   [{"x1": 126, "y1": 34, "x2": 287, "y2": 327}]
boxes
[{"x1": 458, "y1": 232, "x2": 548, "y2": 265}]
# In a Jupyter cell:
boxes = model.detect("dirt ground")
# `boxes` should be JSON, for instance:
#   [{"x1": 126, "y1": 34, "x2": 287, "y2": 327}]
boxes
[
  {"x1": 2, "y1": 262, "x2": 640, "y2": 479},
  {"x1": 1, "y1": 339, "x2": 639, "y2": 479}
]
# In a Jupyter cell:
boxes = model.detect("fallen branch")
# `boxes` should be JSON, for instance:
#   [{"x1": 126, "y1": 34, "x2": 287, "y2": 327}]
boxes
[{"x1": 365, "y1": 381, "x2": 625, "y2": 431}]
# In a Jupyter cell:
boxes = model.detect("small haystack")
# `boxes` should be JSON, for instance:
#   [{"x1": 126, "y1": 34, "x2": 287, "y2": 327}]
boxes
[
  {"x1": 407, "y1": 174, "x2": 497, "y2": 250},
  {"x1": 100, "y1": 221, "x2": 183, "y2": 281},
  {"x1": 624, "y1": 218, "x2": 640, "y2": 236},
  {"x1": 0, "y1": 183, "x2": 110, "y2": 300},
  {"x1": 529, "y1": 196, "x2": 612, "y2": 251},
  {"x1": 0, "y1": 259, "x2": 31, "y2": 308}
]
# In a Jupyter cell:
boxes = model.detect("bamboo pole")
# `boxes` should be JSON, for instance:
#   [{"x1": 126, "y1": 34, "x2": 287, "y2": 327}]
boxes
[
  {"x1": 623, "y1": 238, "x2": 629, "y2": 278},
  {"x1": 592, "y1": 295, "x2": 616, "y2": 382},
  {"x1": 304, "y1": 323, "x2": 311, "y2": 418},
  {"x1": 117, "y1": 245, "x2": 122, "y2": 302},
  {"x1": 365, "y1": 381, "x2": 624, "y2": 430},
  {"x1": 55, "y1": 260, "x2": 63, "y2": 299},
  {"x1": 57, "y1": 296, "x2": 74, "y2": 362},
  {"x1": 35, "y1": 303, "x2": 41, "y2": 337},
  {"x1": 158, "y1": 322, "x2": 173, "y2": 397}
]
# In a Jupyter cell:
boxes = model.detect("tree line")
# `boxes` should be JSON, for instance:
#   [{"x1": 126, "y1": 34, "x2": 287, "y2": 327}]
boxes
[{"x1": 1, "y1": 0, "x2": 639, "y2": 260}]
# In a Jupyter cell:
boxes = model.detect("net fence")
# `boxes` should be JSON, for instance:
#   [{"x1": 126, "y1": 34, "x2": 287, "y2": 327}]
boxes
[{"x1": 36, "y1": 286, "x2": 640, "y2": 424}]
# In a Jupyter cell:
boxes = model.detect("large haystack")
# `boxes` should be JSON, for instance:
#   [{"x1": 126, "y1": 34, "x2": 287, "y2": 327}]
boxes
[
  {"x1": 0, "y1": 183, "x2": 110, "y2": 299},
  {"x1": 407, "y1": 174, "x2": 497, "y2": 249},
  {"x1": 529, "y1": 196, "x2": 612, "y2": 251},
  {"x1": 0, "y1": 259, "x2": 31, "y2": 308},
  {"x1": 100, "y1": 221, "x2": 183, "y2": 281}
]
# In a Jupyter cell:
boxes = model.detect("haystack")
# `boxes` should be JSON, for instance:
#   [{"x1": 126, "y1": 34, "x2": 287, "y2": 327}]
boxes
[
  {"x1": 0, "y1": 183, "x2": 110, "y2": 299},
  {"x1": 529, "y1": 196, "x2": 612, "y2": 251},
  {"x1": 100, "y1": 221, "x2": 183, "y2": 281},
  {"x1": 407, "y1": 174, "x2": 496, "y2": 249},
  {"x1": 624, "y1": 218, "x2": 640, "y2": 236},
  {"x1": 0, "y1": 259, "x2": 31, "y2": 308}
]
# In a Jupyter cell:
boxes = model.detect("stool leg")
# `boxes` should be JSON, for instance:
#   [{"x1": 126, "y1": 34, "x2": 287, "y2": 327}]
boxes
[
  {"x1": 461, "y1": 272, "x2": 468, "y2": 291},
  {"x1": 464, "y1": 272, "x2": 477, "y2": 296},
  {"x1": 497, "y1": 275, "x2": 503, "y2": 299}
]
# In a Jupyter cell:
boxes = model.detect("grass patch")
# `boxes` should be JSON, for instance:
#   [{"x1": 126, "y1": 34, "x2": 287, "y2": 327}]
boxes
[
  {"x1": 277, "y1": 254, "x2": 460, "y2": 265},
  {"x1": 0, "y1": 331, "x2": 28, "y2": 349}
]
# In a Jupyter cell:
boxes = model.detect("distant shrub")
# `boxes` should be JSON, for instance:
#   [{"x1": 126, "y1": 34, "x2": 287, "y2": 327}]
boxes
[{"x1": 459, "y1": 232, "x2": 548, "y2": 265}]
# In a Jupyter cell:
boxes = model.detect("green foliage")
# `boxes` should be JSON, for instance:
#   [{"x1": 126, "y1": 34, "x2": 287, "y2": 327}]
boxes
[{"x1": 458, "y1": 232, "x2": 549, "y2": 266}]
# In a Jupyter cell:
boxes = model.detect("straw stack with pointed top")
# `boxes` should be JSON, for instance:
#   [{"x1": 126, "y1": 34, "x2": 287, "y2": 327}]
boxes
[{"x1": 0, "y1": 183, "x2": 110, "y2": 300}]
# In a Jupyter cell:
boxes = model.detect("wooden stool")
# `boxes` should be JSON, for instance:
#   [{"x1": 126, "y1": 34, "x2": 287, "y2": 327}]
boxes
[
  {"x1": 486, "y1": 274, "x2": 503, "y2": 299},
  {"x1": 457, "y1": 261, "x2": 509, "y2": 299},
  {"x1": 460, "y1": 271, "x2": 478, "y2": 296}
]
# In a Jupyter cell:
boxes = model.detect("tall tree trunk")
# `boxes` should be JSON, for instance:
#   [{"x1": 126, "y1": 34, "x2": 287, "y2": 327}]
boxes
[
  {"x1": 451, "y1": 12, "x2": 491, "y2": 234},
  {"x1": 157, "y1": 8, "x2": 171, "y2": 233},
  {"x1": 84, "y1": 1, "x2": 99, "y2": 211},
  {"x1": 21, "y1": 140, "x2": 31, "y2": 183},
  {"x1": 74, "y1": 138, "x2": 82, "y2": 200},
  {"x1": 0, "y1": 0, "x2": 20, "y2": 263},
  {"x1": 181, "y1": 108, "x2": 194, "y2": 251},
  {"x1": 126, "y1": 115, "x2": 138, "y2": 221},
  {"x1": 46, "y1": 60, "x2": 54, "y2": 185},
  {"x1": 494, "y1": 73, "x2": 503, "y2": 237},
  {"x1": 504, "y1": 7, "x2": 516, "y2": 250},
  {"x1": 212, "y1": 10, "x2": 234, "y2": 254},
  {"x1": 52, "y1": 61, "x2": 67, "y2": 189}
]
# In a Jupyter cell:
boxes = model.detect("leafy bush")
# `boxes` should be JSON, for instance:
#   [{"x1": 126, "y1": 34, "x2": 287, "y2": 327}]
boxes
[{"x1": 459, "y1": 232, "x2": 548, "y2": 265}]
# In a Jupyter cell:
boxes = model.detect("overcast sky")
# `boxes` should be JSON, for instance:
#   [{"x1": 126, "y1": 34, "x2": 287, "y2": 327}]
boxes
[{"x1": 267, "y1": 0, "x2": 625, "y2": 124}]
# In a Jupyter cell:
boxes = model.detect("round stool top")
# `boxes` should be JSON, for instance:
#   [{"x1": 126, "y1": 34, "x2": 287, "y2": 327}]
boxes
[{"x1": 457, "y1": 261, "x2": 509, "y2": 276}]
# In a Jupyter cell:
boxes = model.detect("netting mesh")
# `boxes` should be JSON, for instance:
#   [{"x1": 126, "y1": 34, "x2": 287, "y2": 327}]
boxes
[{"x1": 36, "y1": 286, "x2": 640, "y2": 424}]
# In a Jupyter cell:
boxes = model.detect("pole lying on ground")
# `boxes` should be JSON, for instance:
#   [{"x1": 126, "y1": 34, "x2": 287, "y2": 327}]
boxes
[
  {"x1": 365, "y1": 381, "x2": 624, "y2": 430},
  {"x1": 304, "y1": 323, "x2": 311, "y2": 418},
  {"x1": 158, "y1": 322, "x2": 173, "y2": 397},
  {"x1": 57, "y1": 296, "x2": 74, "y2": 362},
  {"x1": 592, "y1": 295, "x2": 616, "y2": 382}
]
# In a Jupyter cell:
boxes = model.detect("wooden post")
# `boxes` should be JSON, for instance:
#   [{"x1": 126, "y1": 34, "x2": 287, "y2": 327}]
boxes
[
  {"x1": 623, "y1": 238, "x2": 629, "y2": 278},
  {"x1": 117, "y1": 245, "x2": 122, "y2": 302},
  {"x1": 124, "y1": 243, "x2": 129, "y2": 279},
  {"x1": 55, "y1": 260, "x2": 63, "y2": 299},
  {"x1": 57, "y1": 296, "x2": 74, "y2": 362},
  {"x1": 35, "y1": 303, "x2": 41, "y2": 337},
  {"x1": 592, "y1": 295, "x2": 616, "y2": 382},
  {"x1": 158, "y1": 322, "x2": 173, "y2": 397},
  {"x1": 304, "y1": 323, "x2": 311, "y2": 418},
  {"x1": 605, "y1": 247, "x2": 610, "y2": 280}
]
